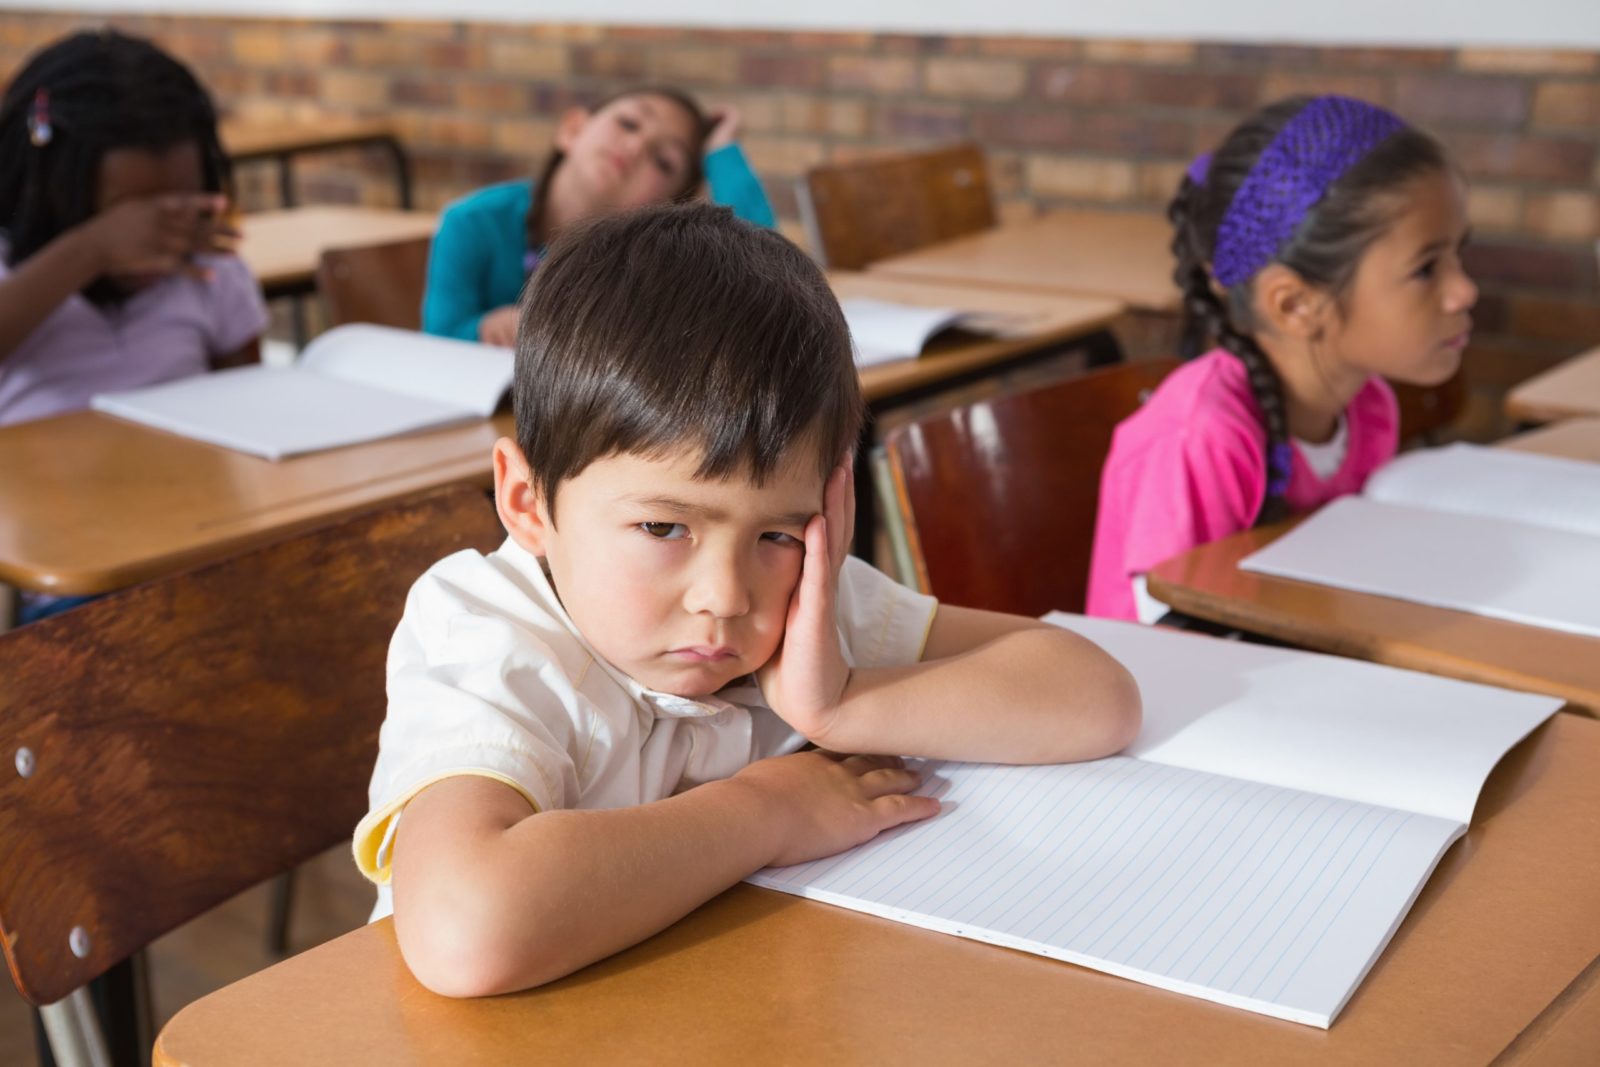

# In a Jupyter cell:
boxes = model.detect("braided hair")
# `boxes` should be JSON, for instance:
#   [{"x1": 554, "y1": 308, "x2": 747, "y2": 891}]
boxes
[
  {"x1": 0, "y1": 30, "x2": 230, "y2": 297},
  {"x1": 1169, "y1": 96, "x2": 1446, "y2": 524},
  {"x1": 524, "y1": 86, "x2": 712, "y2": 267}
]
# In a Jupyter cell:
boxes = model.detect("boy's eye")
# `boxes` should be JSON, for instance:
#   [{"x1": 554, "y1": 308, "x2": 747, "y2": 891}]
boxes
[
  {"x1": 760, "y1": 531, "x2": 802, "y2": 546},
  {"x1": 641, "y1": 522, "x2": 688, "y2": 540}
]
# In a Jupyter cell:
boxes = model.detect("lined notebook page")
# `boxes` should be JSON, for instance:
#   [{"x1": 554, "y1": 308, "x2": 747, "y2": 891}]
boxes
[{"x1": 751, "y1": 759, "x2": 1460, "y2": 1028}]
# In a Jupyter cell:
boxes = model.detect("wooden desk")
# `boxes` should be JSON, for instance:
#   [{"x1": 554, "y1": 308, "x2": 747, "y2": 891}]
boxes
[
  {"x1": 1148, "y1": 422, "x2": 1600, "y2": 716},
  {"x1": 238, "y1": 207, "x2": 438, "y2": 298},
  {"x1": 838, "y1": 272, "x2": 1126, "y2": 404},
  {"x1": 222, "y1": 115, "x2": 412, "y2": 208},
  {"x1": 0, "y1": 412, "x2": 512, "y2": 596},
  {"x1": 868, "y1": 209, "x2": 1179, "y2": 312},
  {"x1": 152, "y1": 714, "x2": 1600, "y2": 1065},
  {"x1": 1506, "y1": 347, "x2": 1600, "y2": 425}
]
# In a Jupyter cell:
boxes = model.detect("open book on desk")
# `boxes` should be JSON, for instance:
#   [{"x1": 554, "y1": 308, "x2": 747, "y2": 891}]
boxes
[
  {"x1": 1240, "y1": 443, "x2": 1600, "y2": 637},
  {"x1": 749, "y1": 615, "x2": 1559, "y2": 1028},
  {"x1": 840, "y1": 297, "x2": 1041, "y2": 368},
  {"x1": 91, "y1": 325, "x2": 512, "y2": 460}
]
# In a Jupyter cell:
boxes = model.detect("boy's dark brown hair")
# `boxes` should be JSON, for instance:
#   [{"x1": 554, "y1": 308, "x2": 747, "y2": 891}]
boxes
[{"x1": 514, "y1": 201, "x2": 863, "y2": 519}]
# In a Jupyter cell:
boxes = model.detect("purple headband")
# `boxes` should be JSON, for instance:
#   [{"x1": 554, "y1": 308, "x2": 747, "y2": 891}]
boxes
[{"x1": 1210, "y1": 96, "x2": 1405, "y2": 288}]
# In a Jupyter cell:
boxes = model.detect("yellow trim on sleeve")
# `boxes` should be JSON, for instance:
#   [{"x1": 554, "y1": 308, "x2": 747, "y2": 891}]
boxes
[
  {"x1": 916, "y1": 601, "x2": 939, "y2": 662},
  {"x1": 351, "y1": 770, "x2": 540, "y2": 886}
]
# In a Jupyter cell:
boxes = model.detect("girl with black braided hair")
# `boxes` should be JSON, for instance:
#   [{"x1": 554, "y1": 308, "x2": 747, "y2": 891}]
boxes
[
  {"x1": 1087, "y1": 95, "x2": 1477, "y2": 622},
  {"x1": 0, "y1": 29, "x2": 267, "y2": 429}
]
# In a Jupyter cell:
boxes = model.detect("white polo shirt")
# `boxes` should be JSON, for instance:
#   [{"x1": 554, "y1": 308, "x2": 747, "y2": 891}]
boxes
[{"x1": 354, "y1": 537, "x2": 937, "y2": 917}]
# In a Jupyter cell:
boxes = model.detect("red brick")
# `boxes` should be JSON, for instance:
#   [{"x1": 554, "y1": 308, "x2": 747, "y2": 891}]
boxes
[
  {"x1": 1317, "y1": 46, "x2": 1453, "y2": 70},
  {"x1": 972, "y1": 109, "x2": 1076, "y2": 148},
  {"x1": 739, "y1": 53, "x2": 827, "y2": 90},
  {"x1": 1459, "y1": 49, "x2": 1599, "y2": 74},
  {"x1": 1260, "y1": 72, "x2": 1387, "y2": 105},
  {"x1": 875, "y1": 102, "x2": 972, "y2": 141},
  {"x1": 976, "y1": 36, "x2": 1078, "y2": 60},
  {"x1": 572, "y1": 46, "x2": 648, "y2": 80},
  {"x1": 389, "y1": 79, "x2": 453, "y2": 108},
  {"x1": 1393, "y1": 75, "x2": 1529, "y2": 127},
  {"x1": 829, "y1": 55, "x2": 918, "y2": 94},
  {"x1": 923, "y1": 57, "x2": 1027, "y2": 100},
  {"x1": 1462, "y1": 240, "x2": 1595, "y2": 290},
  {"x1": 1197, "y1": 43, "x2": 1317, "y2": 68},
  {"x1": 1532, "y1": 82, "x2": 1600, "y2": 128},
  {"x1": 1136, "y1": 70, "x2": 1259, "y2": 110},
  {"x1": 1033, "y1": 64, "x2": 1139, "y2": 105},
  {"x1": 1071, "y1": 114, "x2": 1193, "y2": 157},
  {"x1": 1448, "y1": 132, "x2": 1596, "y2": 183}
]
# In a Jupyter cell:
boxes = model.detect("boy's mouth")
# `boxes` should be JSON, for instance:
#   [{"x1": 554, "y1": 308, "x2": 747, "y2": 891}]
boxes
[{"x1": 668, "y1": 646, "x2": 738, "y2": 663}]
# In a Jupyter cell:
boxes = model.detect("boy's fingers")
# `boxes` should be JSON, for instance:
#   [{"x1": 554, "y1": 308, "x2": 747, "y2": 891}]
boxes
[
  {"x1": 872, "y1": 793, "x2": 941, "y2": 827},
  {"x1": 857, "y1": 767, "x2": 923, "y2": 798}
]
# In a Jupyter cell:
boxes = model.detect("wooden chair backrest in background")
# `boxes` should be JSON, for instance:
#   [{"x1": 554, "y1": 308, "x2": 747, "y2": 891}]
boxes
[
  {"x1": 316, "y1": 236, "x2": 432, "y2": 330},
  {"x1": 886, "y1": 360, "x2": 1179, "y2": 617},
  {"x1": 798, "y1": 144, "x2": 996, "y2": 271},
  {"x1": 1390, "y1": 370, "x2": 1466, "y2": 446},
  {"x1": 0, "y1": 488, "x2": 503, "y2": 1009}
]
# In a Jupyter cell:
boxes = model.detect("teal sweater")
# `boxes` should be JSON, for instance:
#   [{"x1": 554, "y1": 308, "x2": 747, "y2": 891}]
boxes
[{"x1": 421, "y1": 144, "x2": 776, "y2": 341}]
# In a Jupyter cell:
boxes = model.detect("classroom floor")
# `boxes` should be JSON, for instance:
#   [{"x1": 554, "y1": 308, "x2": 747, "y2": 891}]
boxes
[{"x1": 0, "y1": 847, "x2": 374, "y2": 1067}]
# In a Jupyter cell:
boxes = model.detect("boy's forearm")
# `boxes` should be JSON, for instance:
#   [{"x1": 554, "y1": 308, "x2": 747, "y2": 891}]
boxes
[
  {"x1": 818, "y1": 628, "x2": 1141, "y2": 763},
  {"x1": 0, "y1": 227, "x2": 102, "y2": 362},
  {"x1": 400, "y1": 776, "x2": 781, "y2": 995}
]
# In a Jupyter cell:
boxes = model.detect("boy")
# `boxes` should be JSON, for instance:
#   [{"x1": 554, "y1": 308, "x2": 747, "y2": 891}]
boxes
[{"x1": 354, "y1": 203, "x2": 1141, "y2": 997}]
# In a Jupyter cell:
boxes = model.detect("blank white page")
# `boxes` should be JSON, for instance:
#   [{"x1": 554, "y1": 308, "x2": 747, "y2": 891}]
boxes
[
  {"x1": 93, "y1": 364, "x2": 475, "y2": 460},
  {"x1": 1241, "y1": 497, "x2": 1600, "y2": 639},
  {"x1": 301, "y1": 324, "x2": 513, "y2": 416},
  {"x1": 1044, "y1": 614, "x2": 1558, "y2": 825},
  {"x1": 751, "y1": 758, "x2": 1461, "y2": 1028},
  {"x1": 1363, "y1": 442, "x2": 1600, "y2": 538},
  {"x1": 840, "y1": 298, "x2": 960, "y2": 366}
]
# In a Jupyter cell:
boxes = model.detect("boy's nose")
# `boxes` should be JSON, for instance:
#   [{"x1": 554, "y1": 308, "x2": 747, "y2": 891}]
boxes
[
  {"x1": 684, "y1": 557, "x2": 751, "y2": 619},
  {"x1": 1446, "y1": 265, "x2": 1478, "y2": 314}
]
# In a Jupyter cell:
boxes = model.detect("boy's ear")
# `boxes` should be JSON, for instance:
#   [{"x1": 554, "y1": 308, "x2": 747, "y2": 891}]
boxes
[
  {"x1": 492, "y1": 437, "x2": 553, "y2": 555},
  {"x1": 553, "y1": 106, "x2": 590, "y2": 154},
  {"x1": 1253, "y1": 263, "x2": 1334, "y2": 341}
]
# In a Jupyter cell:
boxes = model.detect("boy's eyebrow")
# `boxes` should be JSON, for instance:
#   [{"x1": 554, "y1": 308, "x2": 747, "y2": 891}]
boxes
[{"x1": 620, "y1": 495, "x2": 815, "y2": 528}]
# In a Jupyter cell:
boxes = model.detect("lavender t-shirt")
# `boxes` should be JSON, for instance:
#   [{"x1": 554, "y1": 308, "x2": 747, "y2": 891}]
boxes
[
  {"x1": 0, "y1": 237, "x2": 269, "y2": 427},
  {"x1": 1087, "y1": 350, "x2": 1398, "y2": 621}
]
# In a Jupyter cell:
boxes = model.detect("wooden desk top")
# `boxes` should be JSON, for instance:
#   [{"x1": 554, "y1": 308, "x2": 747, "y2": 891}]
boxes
[
  {"x1": 835, "y1": 271, "x2": 1125, "y2": 403},
  {"x1": 221, "y1": 115, "x2": 398, "y2": 162},
  {"x1": 1148, "y1": 423, "x2": 1600, "y2": 716},
  {"x1": 238, "y1": 207, "x2": 438, "y2": 292},
  {"x1": 868, "y1": 209, "x2": 1180, "y2": 312},
  {"x1": 0, "y1": 412, "x2": 512, "y2": 595},
  {"x1": 153, "y1": 714, "x2": 1600, "y2": 1065},
  {"x1": 1506, "y1": 347, "x2": 1600, "y2": 425}
]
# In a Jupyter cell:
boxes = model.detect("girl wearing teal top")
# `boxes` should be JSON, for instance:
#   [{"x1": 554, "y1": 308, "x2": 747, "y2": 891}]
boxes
[{"x1": 423, "y1": 86, "x2": 775, "y2": 344}]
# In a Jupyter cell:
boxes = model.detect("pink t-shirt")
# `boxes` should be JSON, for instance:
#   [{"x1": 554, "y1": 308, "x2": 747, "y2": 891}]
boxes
[
  {"x1": 0, "y1": 237, "x2": 269, "y2": 427},
  {"x1": 1086, "y1": 349, "x2": 1399, "y2": 621}
]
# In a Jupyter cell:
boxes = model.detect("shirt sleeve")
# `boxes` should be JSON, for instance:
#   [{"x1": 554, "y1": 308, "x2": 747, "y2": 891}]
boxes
[
  {"x1": 421, "y1": 200, "x2": 492, "y2": 342},
  {"x1": 199, "y1": 254, "x2": 269, "y2": 356},
  {"x1": 834, "y1": 556, "x2": 939, "y2": 668},
  {"x1": 1116, "y1": 419, "x2": 1264, "y2": 579},
  {"x1": 352, "y1": 556, "x2": 584, "y2": 885},
  {"x1": 704, "y1": 143, "x2": 776, "y2": 229}
]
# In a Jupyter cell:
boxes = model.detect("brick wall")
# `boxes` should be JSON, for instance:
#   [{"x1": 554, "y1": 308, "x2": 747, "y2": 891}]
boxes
[{"x1": 3, "y1": 14, "x2": 1597, "y2": 434}]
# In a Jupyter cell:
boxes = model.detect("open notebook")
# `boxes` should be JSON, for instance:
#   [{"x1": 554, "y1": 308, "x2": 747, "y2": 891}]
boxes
[
  {"x1": 1240, "y1": 443, "x2": 1600, "y2": 637},
  {"x1": 749, "y1": 614, "x2": 1559, "y2": 1028},
  {"x1": 840, "y1": 297, "x2": 1039, "y2": 368},
  {"x1": 91, "y1": 325, "x2": 512, "y2": 460}
]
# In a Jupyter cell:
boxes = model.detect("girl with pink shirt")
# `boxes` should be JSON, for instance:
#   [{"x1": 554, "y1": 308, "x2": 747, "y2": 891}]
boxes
[{"x1": 1088, "y1": 95, "x2": 1477, "y2": 622}]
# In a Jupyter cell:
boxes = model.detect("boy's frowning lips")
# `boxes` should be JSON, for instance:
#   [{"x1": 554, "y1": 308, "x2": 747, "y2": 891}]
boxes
[{"x1": 667, "y1": 646, "x2": 739, "y2": 663}]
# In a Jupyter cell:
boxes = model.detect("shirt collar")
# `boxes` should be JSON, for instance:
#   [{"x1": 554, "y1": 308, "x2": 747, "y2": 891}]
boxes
[{"x1": 494, "y1": 536, "x2": 766, "y2": 720}]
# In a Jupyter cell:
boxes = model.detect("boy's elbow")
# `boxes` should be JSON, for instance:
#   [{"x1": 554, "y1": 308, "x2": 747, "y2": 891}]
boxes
[
  {"x1": 397, "y1": 886, "x2": 571, "y2": 998},
  {"x1": 1098, "y1": 661, "x2": 1143, "y2": 754}
]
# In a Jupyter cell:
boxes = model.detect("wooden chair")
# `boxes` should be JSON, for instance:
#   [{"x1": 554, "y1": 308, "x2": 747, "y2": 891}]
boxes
[
  {"x1": 316, "y1": 235, "x2": 432, "y2": 330},
  {"x1": 798, "y1": 144, "x2": 996, "y2": 271},
  {"x1": 885, "y1": 360, "x2": 1179, "y2": 617},
  {"x1": 1390, "y1": 369, "x2": 1466, "y2": 446},
  {"x1": 0, "y1": 488, "x2": 503, "y2": 1065}
]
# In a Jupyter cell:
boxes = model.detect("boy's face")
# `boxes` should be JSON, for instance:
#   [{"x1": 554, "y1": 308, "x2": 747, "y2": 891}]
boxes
[{"x1": 500, "y1": 443, "x2": 826, "y2": 698}]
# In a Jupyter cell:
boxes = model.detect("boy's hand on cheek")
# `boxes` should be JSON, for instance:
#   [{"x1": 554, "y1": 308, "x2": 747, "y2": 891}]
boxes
[
  {"x1": 733, "y1": 751, "x2": 939, "y2": 868},
  {"x1": 757, "y1": 463, "x2": 854, "y2": 743}
]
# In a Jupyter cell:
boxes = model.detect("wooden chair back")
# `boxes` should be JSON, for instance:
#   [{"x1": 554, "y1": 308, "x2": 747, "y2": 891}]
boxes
[
  {"x1": 886, "y1": 360, "x2": 1179, "y2": 617},
  {"x1": 1390, "y1": 369, "x2": 1466, "y2": 446},
  {"x1": 0, "y1": 488, "x2": 504, "y2": 1006},
  {"x1": 316, "y1": 236, "x2": 432, "y2": 330},
  {"x1": 799, "y1": 144, "x2": 995, "y2": 271}
]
